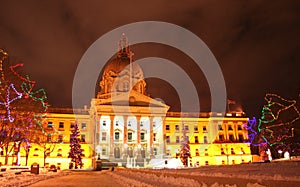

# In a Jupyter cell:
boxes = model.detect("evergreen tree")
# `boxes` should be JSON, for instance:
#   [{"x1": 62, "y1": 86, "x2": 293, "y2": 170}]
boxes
[
  {"x1": 68, "y1": 122, "x2": 83, "y2": 169},
  {"x1": 178, "y1": 123, "x2": 191, "y2": 166}
]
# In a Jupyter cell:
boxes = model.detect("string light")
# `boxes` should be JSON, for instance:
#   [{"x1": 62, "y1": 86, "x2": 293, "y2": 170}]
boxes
[
  {"x1": 0, "y1": 83, "x2": 22, "y2": 122},
  {"x1": 248, "y1": 93, "x2": 300, "y2": 151}
]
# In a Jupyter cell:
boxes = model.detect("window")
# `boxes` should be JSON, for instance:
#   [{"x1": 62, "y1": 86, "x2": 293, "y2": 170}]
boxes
[
  {"x1": 176, "y1": 136, "x2": 180, "y2": 143},
  {"x1": 58, "y1": 134, "x2": 63, "y2": 143},
  {"x1": 195, "y1": 136, "x2": 199, "y2": 143},
  {"x1": 102, "y1": 121, "x2": 106, "y2": 126},
  {"x1": 195, "y1": 149, "x2": 199, "y2": 156},
  {"x1": 194, "y1": 125, "x2": 198, "y2": 131},
  {"x1": 231, "y1": 148, "x2": 235, "y2": 155},
  {"x1": 238, "y1": 134, "x2": 244, "y2": 142},
  {"x1": 102, "y1": 148, "x2": 107, "y2": 156},
  {"x1": 203, "y1": 136, "x2": 208, "y2": 144},
  {"x1": 102, "y1": 132, "x2": 107, "y2": 141},
  {"x1": 228, "y1": 125, "x2": 233, "y2": 131},
  {"x1": 47, "y1": 122, "x2": 53, "y2": 128},
  {"x1": 238, "y1": 125, "x2": 242, "y2": 130},
  {"x1": 115, "y1": 121, "x2": 119, "y2": 126},
  {"x1": 128, "y1": 121, "x2": 131, "y2": 127},
  {"x1": 221, "y1": 148, "x2": 225, "y2": 155},
  {"x1": 175, "y1": 125, "x2": 179, "y2": 131},
  {"x1": 205, "y1": 161, "x2": 209, "y2": 166},
  {"x1": 229, "y1": 134, "x2": 234, "y2": 142},
  {"x1": 81, "y1": 123, "x2": 86, "y2": 129},
  {"x1": 59, "y1": 122, "x2": 64, "y2": 129},
  {"x1": 154, "y1": 147, "x2": 157, "y2": 155},
  {"x1": 153, "y1": 122, "x2": 156, "y2": 127},
  {"x1": 166, "y1": 125, "x2": 170, "y2": 131},
  {"x1": 196, "y1": 161, "x2": 200, "y2": 166},
  {"x1": 34, "y1": 148, "x2": 39, "y2": 151},
  {"x1": 128, "y1": 132, "x2": 132, "y2": 141},
  {"x1": 47, "y1": 134, "x2": 52, "y2": 142},
  {"x1": 222, "y1": 160, "x2": 225, "y2": 165},
  {"x1": 57, "y1": 153, "x2": 62, "y2": 157},
  {"x1": 70, "y1": 122, "x2": 75, "y2": 129},
  {"x1": 115, "y1": 132, "x2": 120, "y2": 140},
  {"x1": 184, "y1": 125, "x2": 189, "y2": 131},
  {"x1": 219, "y1": 134, "x2": 224, "y2": 141},
  {"x1": 232, "y1": 160, "x2": 235, "y2": 165},
  {"x1": 241, "y1": 148, "x2": 245, "y2": 154},
  {"x1": 81, "y1": 134, "x2": 86, "y2": 142},
  {"x1": 202, "y1": 126, "x2": 207, "y2": 132},
  {"x1": 166, "y1": 136, "x2": 170, "y2": 143},
  {"x1": 153, "y1": 133, "x2": 157, "y2": 141},
  {"x1": 140, "y1": 121, "x2": 143, "y2": 127},
  {"x1": 218, "y1": 125, "x2": 223, "y2": 130},
  {"x1": 205, "y1": 149, "x2": 208, "y2": 156},
  {"x1": 141, "y1": 132, "x2": 145, "y2": 140},
  {"x1": 123, "y1": 82, "x2": 129, "y2": 91}
]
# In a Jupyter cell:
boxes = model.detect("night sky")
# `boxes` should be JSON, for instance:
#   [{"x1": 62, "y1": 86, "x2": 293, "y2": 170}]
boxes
[{"x1": 0, "y1": 1, "x2": 299, "y2": 118}]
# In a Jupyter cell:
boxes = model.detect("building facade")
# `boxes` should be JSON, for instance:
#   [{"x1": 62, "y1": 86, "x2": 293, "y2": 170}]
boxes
[{"x1": 0, "y1": 36, "x2": 252, "y2": 169}]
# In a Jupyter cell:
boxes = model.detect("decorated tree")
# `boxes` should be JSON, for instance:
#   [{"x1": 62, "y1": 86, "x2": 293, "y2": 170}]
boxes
[
  {"x1": 0, "y1": 49, "x2": 48, "y2": 165},
  {"x1": 178, "y1": 123, "x2": 191, "y2": 167},
  {"x1": 247, "y1": 93, "x2": 300, "y2": 158},
  {"x1": 68, "y1": 122, "x2": 83, "y2": 169}
]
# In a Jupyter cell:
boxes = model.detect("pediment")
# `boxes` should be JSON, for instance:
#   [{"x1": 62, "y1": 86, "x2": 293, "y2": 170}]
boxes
[{"x1": 96, "y1": 90, "x2": 169, "y2": 109}]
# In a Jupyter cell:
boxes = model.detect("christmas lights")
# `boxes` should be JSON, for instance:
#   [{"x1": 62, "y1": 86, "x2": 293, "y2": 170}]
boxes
[
  {"x1": 248, "y1": 93, "x2": 300, "y2": 153},
  {"x1": 0, "y1": 83, "x2": 22, "y2": 122}
]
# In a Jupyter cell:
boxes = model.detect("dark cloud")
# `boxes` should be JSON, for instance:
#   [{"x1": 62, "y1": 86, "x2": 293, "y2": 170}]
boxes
[{"x1": 0, "y1": 0, "x2": 299, "y2": 117}]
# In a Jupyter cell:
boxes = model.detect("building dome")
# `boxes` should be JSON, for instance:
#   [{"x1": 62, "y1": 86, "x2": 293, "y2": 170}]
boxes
[{"x1": 98, "y1": 34, "x2": 146, "y2": 98}]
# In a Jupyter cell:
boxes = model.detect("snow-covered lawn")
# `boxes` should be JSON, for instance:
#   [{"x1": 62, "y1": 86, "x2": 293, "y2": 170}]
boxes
[
  {"x1": 0, "y1": 168, "x2": 70, "y2": 187},
  {"x1": 1, "y1": 160, "x2": 300, "y2": 187}
]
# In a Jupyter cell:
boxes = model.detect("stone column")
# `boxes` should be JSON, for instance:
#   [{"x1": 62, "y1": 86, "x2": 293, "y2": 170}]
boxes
[
  {"x1": 136, "y1": 115, "x2": 142, "y2": 162},
  {"x1": 123, "y1": 116, "x2": 128, "y2": 160},
  {"x1": 109, "y1": 115, "x2": 114, "y2": 160},
  {"x1": 149, "y1": 116, "x2": 155, "y2": 159}
]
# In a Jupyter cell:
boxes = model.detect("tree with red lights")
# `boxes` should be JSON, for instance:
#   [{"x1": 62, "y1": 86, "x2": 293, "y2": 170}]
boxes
[
  {"x1": 68, "y1": 122, "x2": 83, "y2": 169},
  {"x1": 178, "y1": 123, "x2": 191, "y2": 167}
]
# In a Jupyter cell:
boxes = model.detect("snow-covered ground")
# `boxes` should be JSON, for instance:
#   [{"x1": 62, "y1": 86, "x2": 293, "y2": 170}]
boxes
[
  {"x1": 0, "y1": 168, "x2": 70, "y2": 187},
  {"x1": 1, "y1": 160, "x2": 300, "y2": 187}
]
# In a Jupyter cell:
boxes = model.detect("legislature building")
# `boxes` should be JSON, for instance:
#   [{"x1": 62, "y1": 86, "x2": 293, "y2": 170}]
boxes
[{"x1": 0, "y1": 37, "x2": 252, "y2": 169}]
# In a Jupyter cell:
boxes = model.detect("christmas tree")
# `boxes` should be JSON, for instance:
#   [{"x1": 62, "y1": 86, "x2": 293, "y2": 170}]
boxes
[
  {"x1": 68, "y1": 122, "x2": 83, "y2": 169},
  {"x1": 178, "y1": 123, "x2": 191, "y2": 167},
  {"x1": 248, "y1": 93, "x2": 300, "y2": 158}
]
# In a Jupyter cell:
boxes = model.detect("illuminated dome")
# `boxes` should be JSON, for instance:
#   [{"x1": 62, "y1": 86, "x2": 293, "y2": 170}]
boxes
[{"x1": 98, "y1": 34, "x2": 146, "y2": 98}]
